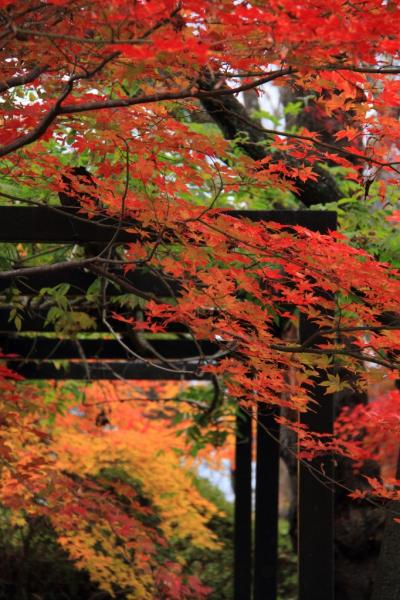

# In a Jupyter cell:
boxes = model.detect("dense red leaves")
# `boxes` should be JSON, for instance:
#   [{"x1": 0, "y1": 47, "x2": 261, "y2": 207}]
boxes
[
  {"x1": 337, "y1": 388, "x2": 400, "y2": 474},
  {"x1": 0, "y1": 0, "x2": 400, "y2": 578},
  {"x1": 0, "y1": 0, "x2": 400, "y2": 177}
]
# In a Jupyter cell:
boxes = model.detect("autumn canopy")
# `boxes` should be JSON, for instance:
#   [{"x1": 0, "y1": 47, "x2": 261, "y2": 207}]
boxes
[{"x1": 0, "y1": 0, "x2": 400, "y2": 597}]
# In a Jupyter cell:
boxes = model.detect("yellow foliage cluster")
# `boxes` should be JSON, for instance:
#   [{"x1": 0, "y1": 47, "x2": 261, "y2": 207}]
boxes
[
  {"x1": 0, "y1": 379, "x2": 222, "y2": 599},
  {"x1": 53, "y1": 402, "x2": 221, "y2": 549}
]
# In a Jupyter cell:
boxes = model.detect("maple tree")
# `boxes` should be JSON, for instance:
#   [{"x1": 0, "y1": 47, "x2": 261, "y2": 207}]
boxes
[
  {"x1": 0, "y1": 378, "x2": 227, "y2": 598},
  {"x1": 1, "y1": 0, "x2": 400, "y2": 597}
]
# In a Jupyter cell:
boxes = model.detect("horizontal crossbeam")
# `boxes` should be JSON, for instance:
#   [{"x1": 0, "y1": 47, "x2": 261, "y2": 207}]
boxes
[
  {"x1": 0, "y1": 267, "x2": 178, "y2": 296},
  {"x1": 0, "y1": 308, "x2": 188, "y2": 334},
  {"x1": 0, "y1": 207, "x2": 336, "y2": 242},
  {"x1": 2, "y1": 336, "x2": 218, "y2": 360},
  {"x1": 5, "y1": 360, "x2": 211, "y2": 380}
]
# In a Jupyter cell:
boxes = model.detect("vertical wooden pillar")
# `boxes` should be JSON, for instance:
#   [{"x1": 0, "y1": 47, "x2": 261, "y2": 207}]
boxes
[
  {"x1": 298, "y1": 313, "x2": 335, "y2": 600},
  {"x1": 234, "y1": 407, "x2": 253, "y2": 600},
  {"x1": 371, "y1": 449, "x2": 400, "y2": 600},
  {"x1": 253, "y1": 404, "x2": 280, "y2": 600}
]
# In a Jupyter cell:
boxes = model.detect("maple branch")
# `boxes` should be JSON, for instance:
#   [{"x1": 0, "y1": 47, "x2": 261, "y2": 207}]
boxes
[
  {"x1": 272, "y1": 323, "x2": 400, "y2": 357},
  {"x1": 58, "y1": 70, "x2": 293, "y2": 115},
  {"x1": 202, "y1": 92, "x2": 400, "y2": 165},
  {"x1": 9, "y1": 1, "x2": 181, "y2": 45},
  {"x1": 98, "y1": 294, "x2": 214, "y2": 379},
  {"x1": 87, "y1": 263, "x2": 162, "y2": 303},
  {"x1": 140, "y1": 1, "x2": 183, "y2": 39},
  {"x1": 0, "y1": 68, "x2": 294, "y2": 159},
  {"x1": 74, "y1": 338, "x2": 91, "y2": 380},
  {"x1": 100, "y1": 315, "x2": 193, "y2": 376},
  {"x1": 221, "y1": 64, "x2": 400, "y2": 78},
  {"x1": 0, "y1": 84, "x2": 70, "y2": 158},
  {"x1": 258, "y1": 125, "x2": 399, "y2": 169},
  {"x1": 270, "y1": 345, "x2": 399, "y2": 370},
  {"x1": 0, "y1": 258, "x2": 95, "y2": 281},
  {"x1": 204, "y1": 373, "x2": 223, "y2": 417},
  {"x1": 10, "y1": 27, "x2": 151, "y2": 45},
  {"x1": 0, "y1": 51, "x2": 119, "y2": 159},
  {"x1": 323, "y1": 64, "x2": 400, "y2": 75},
  {"x1": 0, "y1": 64, "x2": 48, "y2": 94},
  {"x1": 91, "y1": 264, "x2": 231, "y2": 380}
]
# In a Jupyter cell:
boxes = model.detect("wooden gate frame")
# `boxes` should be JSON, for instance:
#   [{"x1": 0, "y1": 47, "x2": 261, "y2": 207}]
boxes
[{"x1": 0, "y1": 207, "x2": 336, "y2": 600}]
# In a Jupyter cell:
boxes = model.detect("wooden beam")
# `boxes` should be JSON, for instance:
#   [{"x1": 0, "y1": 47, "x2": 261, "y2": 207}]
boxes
[
  {"x1": 0, "y1": 207, "x2": 136, "y2": 244},
  {"x1": 2, "y1": 336, "x2": 218, "y2": 360},
  {"x1": 0, "y1": 267, "x2": 179, "y2": 296},
  {"x1": 231, "y1": 210, "x2": 336, "y2": 233},
  {"x1": 0, "y1": 308, "x2": 188, "y2": 334},
  {"x1": 0, "y1": 207, "x2": 336, "y2": 242},
  {"x1": 6, "y1": 360, "x2": 211, "y2": 380}
]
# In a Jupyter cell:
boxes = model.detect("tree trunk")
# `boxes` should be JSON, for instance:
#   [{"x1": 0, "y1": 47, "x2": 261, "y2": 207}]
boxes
[{"x1": 199, "y1": 80, "x2": 342, "y2": 207}]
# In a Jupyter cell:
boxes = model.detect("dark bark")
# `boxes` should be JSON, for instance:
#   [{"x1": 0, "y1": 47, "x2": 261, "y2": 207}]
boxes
[
  {"x1": 199, "y1": 86, "x2": 342, "y2": 207},
  {"x1": 241, "y1": 89, "x2": 262, "y2": 125},
  {"x1": 335, "y1": 456, "x2": 385, "y2": 600}
]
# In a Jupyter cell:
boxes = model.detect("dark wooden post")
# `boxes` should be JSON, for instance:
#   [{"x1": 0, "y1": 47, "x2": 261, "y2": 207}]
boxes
[
  {"x1": 234, "y1": 407, "x2": 253, "y2": 600},
  {"x1": 298, "y1": 313, "x2": 335, "y2": 600},
  {"x1": 253, "y1": 404, "x2": 280, "y2": 600},
  {"x1": 371, "y1": 450, "x2": 400, "y2": 600}
]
